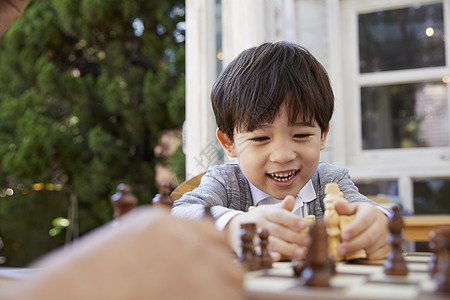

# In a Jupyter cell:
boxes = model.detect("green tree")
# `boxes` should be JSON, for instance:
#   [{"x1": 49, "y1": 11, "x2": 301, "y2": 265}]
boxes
[{"x1": 0, "y1": 0, "x2": 185, "y2": 266}]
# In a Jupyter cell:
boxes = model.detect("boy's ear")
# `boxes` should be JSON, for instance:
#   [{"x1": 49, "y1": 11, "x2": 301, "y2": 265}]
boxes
[
  {"x1": 216, "y1": 128, "x2": 237, "y2": 158},
  {"x1": 320, "y1": 123, "x2": 330, "y2": 151}
]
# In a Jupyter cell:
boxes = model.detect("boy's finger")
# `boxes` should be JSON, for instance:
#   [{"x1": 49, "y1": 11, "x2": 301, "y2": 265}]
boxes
[
  {"x1": 333, "y1": 199, "x2": 357, "y2": 215},
  {"x1": 274, "y1": 195, "x2": 296, "y2": 211},
  {"x1": 268, "y1": 235, "x2": 307, "y2": 260},
  {"x1": 266, "y1": 208, "x2": 306, "y2": 231}
]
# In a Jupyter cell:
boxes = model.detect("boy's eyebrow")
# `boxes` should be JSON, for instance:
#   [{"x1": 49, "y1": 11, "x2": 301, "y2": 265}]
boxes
[
  {"x1": 292, "y1": 121, "x2": 316, "y2": 127},
  {"x1": 255, "y1": 121, "x2": 317, "y2": 130}
]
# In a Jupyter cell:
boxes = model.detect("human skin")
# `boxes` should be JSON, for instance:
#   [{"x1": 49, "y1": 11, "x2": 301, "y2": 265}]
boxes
[
  {"x1": 217, "y1": 103, "x2": 389, "y2": 261},
  {"x1": 0, "y1": 207, "x2": 245, "y2": 300},
  {"x1": 0, "y1": 0, "x2": 30, "y2": 36},
  {"x1": 217, "y1": 103, "x2": 328, "y2": 260}
]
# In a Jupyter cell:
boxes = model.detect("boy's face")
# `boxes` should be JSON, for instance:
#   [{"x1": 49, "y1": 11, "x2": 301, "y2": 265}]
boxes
[{"x1": 217, "y1": 104, "x2": 329, "y2": 200}]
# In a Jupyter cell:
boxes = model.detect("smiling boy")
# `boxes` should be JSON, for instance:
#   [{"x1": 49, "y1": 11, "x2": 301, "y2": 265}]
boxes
[{"x1": 172, "y1": 41, "x2": 389, "y2": 261}]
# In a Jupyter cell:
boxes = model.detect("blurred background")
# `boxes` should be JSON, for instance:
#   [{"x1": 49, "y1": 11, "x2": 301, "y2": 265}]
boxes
[
  {"x1": 0, "y1": 0, "x2": 449, "y2": 266},
  {"x1": 0, "y1": 0, "x2": 186, "y2": 266}
]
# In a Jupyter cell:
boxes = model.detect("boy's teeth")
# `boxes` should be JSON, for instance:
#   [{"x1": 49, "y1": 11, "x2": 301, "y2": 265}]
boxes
[{"x1": 269, "y1": 170, "x2": 296, "y2": 181}]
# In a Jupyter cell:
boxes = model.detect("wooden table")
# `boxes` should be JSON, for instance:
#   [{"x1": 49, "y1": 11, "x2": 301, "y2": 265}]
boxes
[{"x1": 403, "y1": 215, "x2": 450, "y2": 241}]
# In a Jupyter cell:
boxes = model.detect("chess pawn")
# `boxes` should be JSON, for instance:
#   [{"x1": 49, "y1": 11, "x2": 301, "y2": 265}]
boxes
[
  {"x1": 384, "y1": 205, "x2": 408, "y2": 276},
  {"x1": 239, "y1": 223, "x2": 260, "y2": 271},
  {"x1": 258, "y1": 228, "x2": 272, "y2": 269},
  {"x1": 111, "y1": 183, "x2": 138, "y2": 218},
  {"x1": 152, "y1": 182, "x2": 173, "y2": 208},
  {"x1": 301, "y1": 220, "x2": 331, "y2": 287},
  {"x1": 203, "y1": 203, "x2": 214, "y2": 220},
  {"x1": 301, "y1": 215, "x2": 316, "y2": 234}
]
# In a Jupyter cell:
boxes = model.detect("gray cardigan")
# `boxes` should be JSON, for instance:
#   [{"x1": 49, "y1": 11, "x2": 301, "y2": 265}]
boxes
[{"x1": 171, "y1": 162, "x2": 377, "y2": 220}]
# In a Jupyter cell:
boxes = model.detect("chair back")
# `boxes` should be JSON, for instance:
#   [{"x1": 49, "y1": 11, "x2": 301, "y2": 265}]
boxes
[{"x1": 170, "y1": 172, "x2": 205, "y2": 201}]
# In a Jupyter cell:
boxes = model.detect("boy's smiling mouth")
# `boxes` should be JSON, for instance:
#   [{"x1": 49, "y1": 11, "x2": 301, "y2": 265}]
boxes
[{"x1": 267, "y1": 170, "x2": 299, "y2": 182}]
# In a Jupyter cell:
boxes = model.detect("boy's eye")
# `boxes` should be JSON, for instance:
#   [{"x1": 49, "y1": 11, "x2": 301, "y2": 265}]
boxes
[
  {"x1": 294, "y1": 134, "x2": 310, "y2": 139},
  {"x1": 250, "y1": 136, "x2": 270, "y2": 142}
]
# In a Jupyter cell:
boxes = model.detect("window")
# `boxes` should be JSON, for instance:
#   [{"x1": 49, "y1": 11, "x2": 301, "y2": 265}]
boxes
[{"x1": 341, "y1": 0, "x2": 450, "y2": 213}]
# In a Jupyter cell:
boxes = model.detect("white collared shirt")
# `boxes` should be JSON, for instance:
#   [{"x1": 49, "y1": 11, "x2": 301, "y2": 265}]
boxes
[
  {"x1": 215, "y1": 180, "x2": 316, "y2": 231},
  {"x1": 250, "y1": 180, "x2": 316, "y2": 217}
]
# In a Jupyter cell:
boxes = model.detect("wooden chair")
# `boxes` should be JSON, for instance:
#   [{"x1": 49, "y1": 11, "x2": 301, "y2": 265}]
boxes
[{"x1": 170, "y1": 172, "x2": 205, "y2": 201}]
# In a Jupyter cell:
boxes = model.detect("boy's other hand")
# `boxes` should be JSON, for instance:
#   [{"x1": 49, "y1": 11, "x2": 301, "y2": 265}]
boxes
[
  {"x1": 334, "y1": 200, "x2": 390, "y2": 260},
  {"x1": 225, "y1": 195, "x2": 311, "y2": 262}
]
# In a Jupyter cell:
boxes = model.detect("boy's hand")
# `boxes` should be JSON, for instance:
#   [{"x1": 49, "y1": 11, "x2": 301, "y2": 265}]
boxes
[
  {"x1": 334, "y1": 200, "x2": 390, "y2": 260},
  {"x1": 224, "y1": 195, "x2": 311, "y2": 261}
]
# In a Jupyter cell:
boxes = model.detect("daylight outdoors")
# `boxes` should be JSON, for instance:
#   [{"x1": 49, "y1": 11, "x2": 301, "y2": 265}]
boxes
[{"x1": 0, "y1": 0, "x2": 186, "y2": 267}]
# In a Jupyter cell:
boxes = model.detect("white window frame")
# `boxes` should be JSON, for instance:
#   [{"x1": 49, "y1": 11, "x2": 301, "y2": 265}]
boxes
[{"x1": 341, "y1": 0, "x2": 450, "y2": 212}]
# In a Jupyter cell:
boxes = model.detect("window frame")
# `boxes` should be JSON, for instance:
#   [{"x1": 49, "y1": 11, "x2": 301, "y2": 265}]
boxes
[{"x1": 341, "y1": 0, "x2": 450, "y2": 212}]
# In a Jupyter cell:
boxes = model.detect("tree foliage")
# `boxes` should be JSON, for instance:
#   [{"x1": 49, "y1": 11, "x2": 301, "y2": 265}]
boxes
[{"x1": 0, "y1": 0, "x2": 185, "y2": 265}]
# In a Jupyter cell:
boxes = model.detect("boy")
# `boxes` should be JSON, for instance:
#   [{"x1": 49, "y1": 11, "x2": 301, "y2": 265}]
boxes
[{"x1": 172, "y1": 41, "x2": 389, "y2": 261}]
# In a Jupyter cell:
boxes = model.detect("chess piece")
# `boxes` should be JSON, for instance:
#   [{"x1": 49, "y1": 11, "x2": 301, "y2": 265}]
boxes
[
  {"x1": 152, "y1": 182, "x2": 173, "y2": 208},
  {"x1": 302, "y1": 215, "x2": 316, "y2": 233},
  {"x1": 203, "y1": 203, "x2": 214, "y2": 219},
  {"x1": 384, "y1": 205, "x2": 408, "y2": 276},
  {"x1": 292, "y1": 259, "x2": 304, "y2": 277},
  {"x1": 0, "y1": 236, "x2": 5, "y2": 265},
  {"x1": 429, "y1": 229, "x2": 439, "y2": 275},
  {"x1": 434, "y1": 225, "x2": 450, "y2": 293},
  {"x1": 258, "y1": 228, "x2": 272, "y2": 269},
  {"x1": 324, "y1": 183, "x2": 366, "y2": 261},
  {"x1": 111, "y1": 184, "x2": 138, "y2": 218},
  {"x1": 239, "y1": 223, "x2": 260, "y2": 271},
  {"x1": 339, "y1": 215, "x2": 366, "y2": 261},
  {"x1": 324, "y1": 201, "x2": 342, "y2": 261},
  {"x1": 301, "y1": 220, "x2": 332, "y2": 287}
]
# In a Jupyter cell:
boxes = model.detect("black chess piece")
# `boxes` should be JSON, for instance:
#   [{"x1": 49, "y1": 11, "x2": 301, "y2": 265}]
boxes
[
  {"x1": 0, "y1": 236, "x2": 5, "y2": 265},
  {"x1": 384, "y1": 205, "x2": 408, "y2": 276},
  {"x1": 111, "y1": 184, "x2": 138, "y2": 218},
  {"x1": 301, "y1": 220, "x2": 331, "y2": 287},
  {"x1": 152, "y1": 182, "x2": 173, "y2": 208},
  {"x1": 239, "y1": 223, "x2": 260, "y2": 271},
  {"x1": 258, "y1": 228, "x2": 272, "y2": 269},
  {"x1": 434, "y1": 225, "x2": 450, "y2": 294},
  {"x1": 429, "y1": 229, "x2": 439, "y2": 275}
]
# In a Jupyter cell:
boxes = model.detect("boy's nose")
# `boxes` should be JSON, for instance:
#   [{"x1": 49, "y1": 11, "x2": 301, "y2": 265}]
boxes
[{"x1": 269, "y1": 142, "x2": 296, "y2": 163}]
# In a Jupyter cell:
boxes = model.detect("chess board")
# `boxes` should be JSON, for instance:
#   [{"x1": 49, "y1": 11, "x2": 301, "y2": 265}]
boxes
[{"x1": 245, "y1": 252, "x2": 448, "y2": 300}]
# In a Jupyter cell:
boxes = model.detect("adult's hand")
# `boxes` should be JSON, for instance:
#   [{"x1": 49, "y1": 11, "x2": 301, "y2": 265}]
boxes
[{"x1": 1, "y1": 206, "x2": 245, "y2": 300}]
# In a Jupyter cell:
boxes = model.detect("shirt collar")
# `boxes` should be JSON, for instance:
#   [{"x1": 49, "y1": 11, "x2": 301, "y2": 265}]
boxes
[{"x1": 249, "y1": 180, "x2": 316, "y2": 206}]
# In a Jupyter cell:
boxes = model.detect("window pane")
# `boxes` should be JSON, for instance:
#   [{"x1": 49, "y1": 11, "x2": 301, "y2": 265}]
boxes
[
  {"x1": 355, "y1": 179, "x2": 399, "y2": 197},
  {"x1": 413, "y1": 178, "x2": 450, "y2": 214},
  {"x1": 359, "y1": 3, "x2": 445, "y2": 73},
  {"x1": 361, "y1": 81, "x2": 449, "y2": 149}
]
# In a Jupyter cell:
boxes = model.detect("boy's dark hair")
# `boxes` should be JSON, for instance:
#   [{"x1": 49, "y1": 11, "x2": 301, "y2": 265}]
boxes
[{"x1": 211, "y1": 41, "x2": 334, "y2": 141}]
